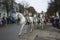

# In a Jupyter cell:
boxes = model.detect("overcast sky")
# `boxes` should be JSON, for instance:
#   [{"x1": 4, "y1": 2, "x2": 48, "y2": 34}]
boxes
[{"x1": 15, "y1": 0, "x2": 50, "y2": 13}]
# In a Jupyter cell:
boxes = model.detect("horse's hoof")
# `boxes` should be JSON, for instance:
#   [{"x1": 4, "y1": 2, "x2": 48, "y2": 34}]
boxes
[
  {"x1": 18, "y1": 34, "x2": 22, "y2": 37},
  {"x1": 18, "y1": 33, "x2": 21, "y2": 36}
]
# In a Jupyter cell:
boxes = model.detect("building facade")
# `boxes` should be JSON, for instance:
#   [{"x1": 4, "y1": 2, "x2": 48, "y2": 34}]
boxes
[
  {"x1": 10, "y1": 2, "x2": 19, "y2": 17},
  {"x1": 7, "y1": 0, "x2": 19, "y2": 18},
  {"x1": 0, "y1": 0, "x2": 7, "y2": 20}
]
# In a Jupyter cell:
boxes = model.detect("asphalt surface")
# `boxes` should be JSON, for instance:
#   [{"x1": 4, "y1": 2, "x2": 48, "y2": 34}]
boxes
[
  {"x1": 0, "y1": 23, "x2": 31, "y2": 40},
  {"x1": 0, "y1": 23, "x2": 60, "y2": 40},
  {"x1": 34, "y1": 23, "x2": 60, "y2": 40},
  {"x1": 0, "y1": 24, "x2": 20, "y2": 40}
]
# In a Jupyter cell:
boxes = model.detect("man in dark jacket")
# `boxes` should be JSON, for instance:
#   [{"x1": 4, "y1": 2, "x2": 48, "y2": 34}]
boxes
[
  {"x1": 51, "y1": 17, "x2": 54, "y2": 27},
  {"x1": 55, "y1": 16, "x2": 59, "y2": 28}
]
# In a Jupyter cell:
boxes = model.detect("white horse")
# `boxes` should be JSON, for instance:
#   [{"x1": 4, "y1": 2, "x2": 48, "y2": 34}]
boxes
[
  {"x1": 33, "y1": 14, "x2": 38, "y2": 28},
  {"x1": 26, "y1": 16, "x2": 34, "y2": 32},
  {"x1": 16, "y1": 13, "x2": 26, "y2": 36},
  {"x1": 16, "y1": 13, "x2": 34, "y2": 36},
  {"x1": 39, "y1": 14, "x2": 45, "y2": 29}
]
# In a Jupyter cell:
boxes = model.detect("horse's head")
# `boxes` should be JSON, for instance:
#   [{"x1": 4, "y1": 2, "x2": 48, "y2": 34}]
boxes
[
  {"x1": 16, "y1": 12, "x2": 24, "y2": 19},
  {"x1": 16, "y1": 12, "x2": 26, "y2": 24}
]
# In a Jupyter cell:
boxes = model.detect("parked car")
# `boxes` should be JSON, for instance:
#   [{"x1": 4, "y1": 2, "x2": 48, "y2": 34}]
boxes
[{"x1": 11, "y1": 17, "x2": 17, "y2": 23}]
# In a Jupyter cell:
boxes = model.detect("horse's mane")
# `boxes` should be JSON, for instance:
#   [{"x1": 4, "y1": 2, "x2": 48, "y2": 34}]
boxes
[{"x1": 16, "y1": 12, "x2": 24, "y2": 18}]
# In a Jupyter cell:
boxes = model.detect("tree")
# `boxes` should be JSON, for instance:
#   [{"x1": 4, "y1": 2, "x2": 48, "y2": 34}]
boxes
[
  {"x1": 20, "y1": 1, "x2": 29, "y2": 8},
  {"x1": 4, "y1": 0, "x2": 9, "y2": 14},
  {"x1": 47, "y1": 0, "x2": 56, "y2": 16},
  {"x1": 4, "y1": 0, "x2": 14, "y2": 16},
  {"x1": 27, "y1": 6, "x2": 37, "y2": 16},
  {"x1": 19, "y1": 1, "x2": 37, "y2": 16},
  {"x1": 18, "y1": 4, "x2": 24, "y2": 13},
  {"x1": 47, "y1": 0, "x2": 60, "y2": 16}
]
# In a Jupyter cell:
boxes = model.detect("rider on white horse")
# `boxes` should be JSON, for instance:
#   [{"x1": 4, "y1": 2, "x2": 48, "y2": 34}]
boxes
[
  {"x1": 40, "y1": 14, "x2": 45, "y2": 29},
  {"x1": 16, "y1": 12, "x2": 34, "y2": 36},
  {"x1": 33, "y1": 14, "x2": 38, "y2": 28},
  {"x1": 16, "y1": 12, "x2": 26, "y2": 36},
  {"x1": 27, "y1": 16, "x2": 34, "y2": 32}
]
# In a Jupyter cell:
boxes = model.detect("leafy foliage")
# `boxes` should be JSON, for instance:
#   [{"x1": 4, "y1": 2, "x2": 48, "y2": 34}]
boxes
[
  {"x1": 27, "y1": 6, "x2": 37, "y2": 16},
  {"x1": 4, "y1": 0, "x2": 14, "y2": 16},
  {"x1": 19, "y1": 4, "x2": 24, "y2": 13},
  {"x1": 47, "y1": 0, "x2": 60, "y2": 16}
]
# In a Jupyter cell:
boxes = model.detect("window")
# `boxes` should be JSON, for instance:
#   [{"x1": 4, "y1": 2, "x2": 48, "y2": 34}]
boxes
[{"x1": 0, "y1": 13, "x2": 1, "y2": 17}]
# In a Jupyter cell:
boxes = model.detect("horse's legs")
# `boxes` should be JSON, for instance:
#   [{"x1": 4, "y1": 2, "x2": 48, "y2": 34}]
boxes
[
  {"x1": 30, "y1": 22, "x2": 34, "y2": 32},
  {"x1": 41, "y1": 23, "x2": 43, "y2": 29},
  {"x1": 34, "y1": 22, "x2": 37, "y2": 29},
  {"x1": 41, "y1": 22, "x2": 44, "y2": 30},
  {"x1": 33, "y1": 22, "x2": 35, "y2": 28},
  {"x1": 18, "y1": 24, "x2": 25, "y2": 36}
]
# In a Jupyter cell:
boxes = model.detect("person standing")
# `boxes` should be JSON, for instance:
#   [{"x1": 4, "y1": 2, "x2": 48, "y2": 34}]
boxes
[
  {"x1": 2, "y1": 14, "x2": 6, "y2": 25},
  {"x1": 55, "y1": 16, "x2": 59, "y2": 28}
]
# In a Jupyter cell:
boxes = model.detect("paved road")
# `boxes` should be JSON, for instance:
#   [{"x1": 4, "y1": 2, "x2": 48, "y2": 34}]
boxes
[
  {"x1": 0, "y1": 23, "x2": 60, "y2": 40},
  {"x1": 34, "y1": 23, "x2": 60, "y2": 40},
  {"x1": 0, "y1": 24, "x2": 20, "y2": 40},
  {"x1": 0, "y1": 24, "x2": 30, "y2": 40},
  {"x1": 18, "y1": 23, "x2": 60, "y2": 40}
]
